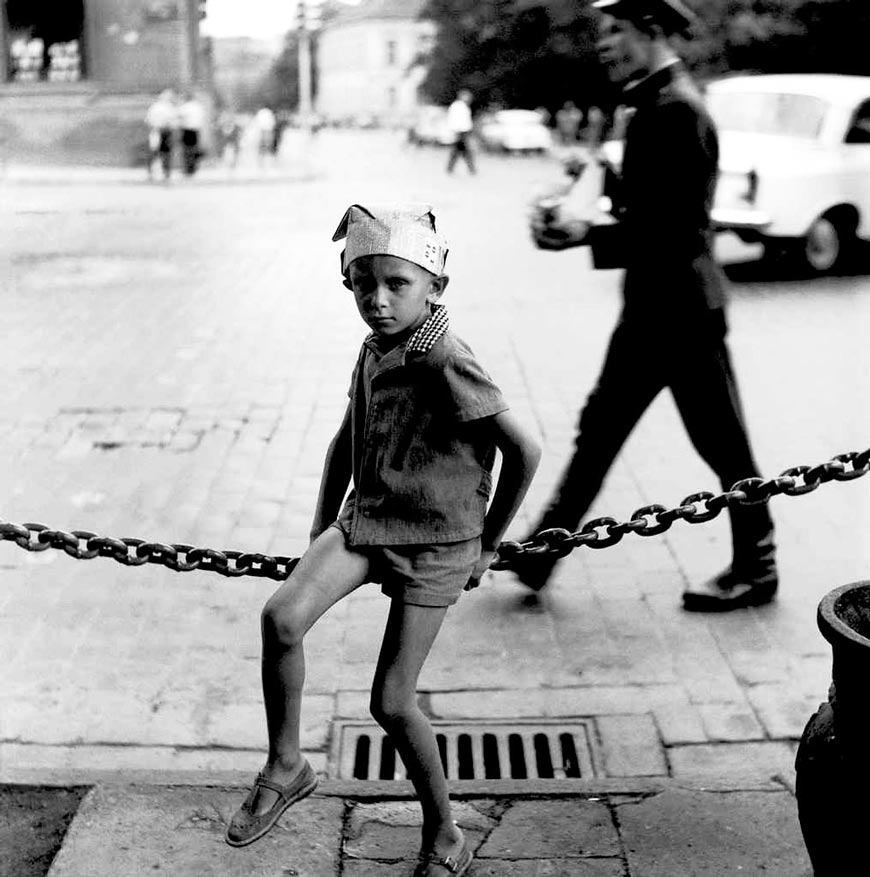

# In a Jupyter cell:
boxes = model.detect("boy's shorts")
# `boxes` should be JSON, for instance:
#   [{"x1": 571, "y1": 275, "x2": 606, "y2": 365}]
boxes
[{"x1": 331, "y1": 506, "x2": 481, "y2": 608}]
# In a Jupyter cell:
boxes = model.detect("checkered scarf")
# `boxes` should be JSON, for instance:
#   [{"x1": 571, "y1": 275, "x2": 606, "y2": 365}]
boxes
[{"x1": 406, "y1": 304, "x2": 449, "y2": 354}]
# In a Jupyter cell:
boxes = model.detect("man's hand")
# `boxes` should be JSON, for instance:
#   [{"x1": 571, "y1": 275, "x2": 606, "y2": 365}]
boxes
[
  {"x1": 531, "y1": 219, "x2": 590, "y2": 250},
  {"x1": 530, "y1": 186, "x2": 592, "y2": 251},
  {"x1": 530, "y1": 206, "x2": 590, "y2": 251}
]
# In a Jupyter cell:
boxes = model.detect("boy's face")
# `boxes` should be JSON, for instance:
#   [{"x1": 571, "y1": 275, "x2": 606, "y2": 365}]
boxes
[{"x1": 345, "y1": 255, "x2": 447, "y2": 342}]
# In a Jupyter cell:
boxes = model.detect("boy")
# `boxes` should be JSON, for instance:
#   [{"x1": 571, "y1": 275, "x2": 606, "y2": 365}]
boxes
[{"x1": 226, "y1": 204, "x2": 541, "y2": 875}]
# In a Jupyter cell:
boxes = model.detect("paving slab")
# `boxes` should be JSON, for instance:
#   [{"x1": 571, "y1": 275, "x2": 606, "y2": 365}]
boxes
[
  {"x1": 615, "y1": 787, "x2": 813, "y2": 876},
  {"x1": 476, "y1": 799, "x2": 620, "y2": 859},
  {"x1": 47, "y1": 786, "x2": 344, "y2": 877},
  {"x1": 343, "y1": 861, "x2": 625, "y2": 876},
  {"x1": 343, "y1": 799, "x2": 496, "y2": 860},
  {"x1": 468, "y1": 863, "x2": 625, "y2": 877}
]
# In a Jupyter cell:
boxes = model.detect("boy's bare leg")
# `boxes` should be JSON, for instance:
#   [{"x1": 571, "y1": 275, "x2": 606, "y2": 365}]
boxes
[
  {"x1": 371, "y1": 599, "x2": 465, "y2": 861},
  {"x1": 251, "y1": 527, "x2": 370, "y2": 814}
]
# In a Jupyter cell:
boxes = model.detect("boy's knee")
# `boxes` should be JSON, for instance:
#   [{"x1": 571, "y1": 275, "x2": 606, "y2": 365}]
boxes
[
  {"x1": 261, "y1": 597, "x2": 305, "y2": 648},
  {"x1": 370, "y1": 688, "x2": 415, "y2": 729}
]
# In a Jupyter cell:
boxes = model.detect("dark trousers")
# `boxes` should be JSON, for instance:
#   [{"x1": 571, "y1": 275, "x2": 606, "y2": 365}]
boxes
[
  {"x1": 150, "y1": 130, "x2": 173, "y2": 179},
  {"x1": 447, "y1": 133, "x2": 476, "y2": 174},
  {"x1": 181, "y1": 129, "x2": 200, "y2": 176},
  {"x1": 533, "y1": 311, "x2": 775, "y2": 572}
]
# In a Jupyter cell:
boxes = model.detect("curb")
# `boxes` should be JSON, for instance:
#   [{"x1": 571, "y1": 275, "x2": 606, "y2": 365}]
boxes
[{"x1": 0, "y1": 164, "x2": 322, "y2": 187}]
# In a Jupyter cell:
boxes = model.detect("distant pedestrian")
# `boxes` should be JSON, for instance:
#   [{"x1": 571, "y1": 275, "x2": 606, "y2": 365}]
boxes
[
  {"x1": 534, "y1": 106, "x2": 552, "y2": 127},
  {"x1": 254, "y1": 106, "x2": 276, "y2": 165},
  {"x1": 225, "y1": 203, "x2": 540, "y2": 874},
  {"x1": 555, "y1": 100, "x2": 583, "y2": 145},
  {"x1": 584, "y1": 104, "x2": 606, "y2": 149},
  {"x1": 178, "y1": 91, "x2": 206, "y2": 176},
  {"x1": 524, "y1": 0, "x2": 777, "y2": 611},
  {"x1": 217, "y1": 110, "x2": 242, "y2": 167},
  {"x1": 145, "y1": 89, "x2": 177, "y2": 181},
  {"x1": 271, "y1": 110, "x2": 289, "y2": 156},
  {"x1": 446, "y1": 89, "x2": 476, "y2": 175}
]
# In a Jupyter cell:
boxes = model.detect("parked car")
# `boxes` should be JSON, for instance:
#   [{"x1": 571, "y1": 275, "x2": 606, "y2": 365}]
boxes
[
  {"x1": 477, "y1": 109, "x2": 552, "y2": 154},
  {"x1": 408, "y1": 106, "x2": 454, "y2": 146},
  {"x1": 708, "y1": 73, "x2": 870, "y2": 272}
]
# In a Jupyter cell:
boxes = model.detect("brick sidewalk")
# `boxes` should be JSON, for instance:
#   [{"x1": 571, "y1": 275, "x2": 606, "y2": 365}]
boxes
[{"x1": 1, "y1": 130, "x2": 867, "y2": 873}]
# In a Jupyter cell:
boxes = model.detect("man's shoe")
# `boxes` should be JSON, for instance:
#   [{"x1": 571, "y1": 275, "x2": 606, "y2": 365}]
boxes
[{"x1": 682, "y1": 566, "x2": 778, "y2": 612}]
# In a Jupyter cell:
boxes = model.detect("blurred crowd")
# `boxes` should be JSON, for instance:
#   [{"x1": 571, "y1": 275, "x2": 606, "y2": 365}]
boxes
[{"x1": 144, "y1": 90, "x2": 308, "y2": 182}]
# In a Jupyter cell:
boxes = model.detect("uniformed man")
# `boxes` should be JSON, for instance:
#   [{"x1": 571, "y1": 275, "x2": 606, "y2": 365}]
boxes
[{"x1": 522, "y1": 0, "x2": 778, "y2": 611}]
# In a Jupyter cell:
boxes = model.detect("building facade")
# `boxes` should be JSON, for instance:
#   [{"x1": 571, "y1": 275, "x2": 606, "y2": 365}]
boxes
[
  {"x1": 0, "y1": 0, "x2": 208, "y2": 165},
  {"x1": 316, "y1": 0, "x2": 434, "y2": 126},
  {"x1": 211, "y1": 36, "x2": 283, "y2": 111}
]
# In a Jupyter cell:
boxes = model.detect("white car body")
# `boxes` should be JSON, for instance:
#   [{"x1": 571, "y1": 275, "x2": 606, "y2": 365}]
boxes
[
  {"x1": 708, "y1": 74, "x2": 870, "y2": 270},
  {"x1": 478, "y1": 109, "x2": 552, "y2": 153},
  {"x1": 410, "y1": 106, "x2": 454, "y2": 146}
]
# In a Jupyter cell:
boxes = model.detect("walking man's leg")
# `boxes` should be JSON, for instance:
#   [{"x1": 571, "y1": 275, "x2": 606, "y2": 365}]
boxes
[
  {"x1": 462, "y1": 135, "x2": 476, "y2": 174},
  {"x1": 672, "y1": 322, "x2": 777, "y2": 611},
  {"x1": 446, "y1": 140, "x2": 459, "y2": 173},
  {"x1": 516, "y1": 321, "x2": 663, "y2": 590}
]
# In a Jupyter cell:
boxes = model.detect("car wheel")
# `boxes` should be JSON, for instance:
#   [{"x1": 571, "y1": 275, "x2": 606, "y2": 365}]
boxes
[{"x1": 801, "y1": 215, "x2": 844, "y2": 274}]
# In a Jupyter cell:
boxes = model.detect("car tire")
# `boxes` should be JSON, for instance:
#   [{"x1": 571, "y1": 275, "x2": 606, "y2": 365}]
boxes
[{"x1": 800, "y1": 214, "x2": 848, "y2": 274}]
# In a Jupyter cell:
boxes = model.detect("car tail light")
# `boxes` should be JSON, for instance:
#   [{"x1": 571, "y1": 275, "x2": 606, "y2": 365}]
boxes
[{"x1": 744, "y1": 169, "x2": 758, "y2": 204}]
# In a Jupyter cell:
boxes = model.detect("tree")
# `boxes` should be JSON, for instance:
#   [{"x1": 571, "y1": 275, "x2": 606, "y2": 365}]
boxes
[
  {"x1": 244, "y1": 0, "x2": 358, "y2": 113},
  {"x1": 419, "y1": 0, "x2": 609, "y2": 114},
  {"x1": 246, "y1": 34, "x2": 302, "y2": 112},
  {"x1": 419, "y1": 0, "x2": 870, "y2": 112}
]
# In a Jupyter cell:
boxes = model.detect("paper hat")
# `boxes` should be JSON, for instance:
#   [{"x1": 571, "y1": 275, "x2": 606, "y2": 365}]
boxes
[
  {"x1": 332, "y1": 203, "x2": 449, "y2": 275},
  {"x1": 593, "y1": 0, "x2": 697, "y2": 37}
]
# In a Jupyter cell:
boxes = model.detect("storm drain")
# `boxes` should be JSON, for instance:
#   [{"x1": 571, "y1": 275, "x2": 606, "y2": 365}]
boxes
[{"x1": 333, "y1": 720, "x2": 599, "y2": 781}]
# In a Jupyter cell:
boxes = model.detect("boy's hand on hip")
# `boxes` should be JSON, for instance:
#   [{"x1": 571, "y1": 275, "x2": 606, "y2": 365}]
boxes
[{"x1": 465, "y1": 550, "x2": 496, "y2": 590}]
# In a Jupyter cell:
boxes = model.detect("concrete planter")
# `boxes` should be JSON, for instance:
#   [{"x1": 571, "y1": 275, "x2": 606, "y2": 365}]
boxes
[{"x1": 795, "y1": 580, "x2": 870, "y2": 875}]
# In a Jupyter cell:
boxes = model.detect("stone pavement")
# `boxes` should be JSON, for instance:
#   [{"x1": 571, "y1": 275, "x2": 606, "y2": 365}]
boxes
[
  {"x1": 1, "y1": 129, "x2": 868, "y2": 874},
  {"x1": 43, "y1": 781, "x2": 809, "y2": 876}
]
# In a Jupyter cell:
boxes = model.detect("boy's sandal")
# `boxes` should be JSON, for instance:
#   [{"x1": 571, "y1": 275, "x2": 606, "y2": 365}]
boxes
[
  {"x1": 225, "y1": 759, "x2": 318, "y2": 847},
  {"x1": 413, "y1": 838, "x2": 474, "y2": 876}
]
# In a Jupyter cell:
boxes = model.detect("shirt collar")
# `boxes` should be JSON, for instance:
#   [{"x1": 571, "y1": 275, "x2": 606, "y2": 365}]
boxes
[
  {"x1": 622, "y1": 58, "x2": 682, "y2": 106},
  {"x1": 407, "y1": 303, "x2": 449, "y2": 354},
  {"x1": 364, "y1": 304, "x2": 449, "y2": 358}
]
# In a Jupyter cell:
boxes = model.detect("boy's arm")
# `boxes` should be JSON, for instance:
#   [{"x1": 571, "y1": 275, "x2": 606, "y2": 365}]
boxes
[
  {"x1": 309, "y1": 404, "x2": 353, "y2": 542},
  {"x1": 470, "y1": 409, "x2": 541, "y2": 585}
]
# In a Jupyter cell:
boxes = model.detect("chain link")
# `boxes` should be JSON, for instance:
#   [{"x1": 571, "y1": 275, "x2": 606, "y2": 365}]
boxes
[{"x1": 1, "y1": 448, "x2": 867, "y2": 580}]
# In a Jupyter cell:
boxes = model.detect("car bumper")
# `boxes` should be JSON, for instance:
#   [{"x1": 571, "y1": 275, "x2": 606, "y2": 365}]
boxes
[
  {"x1": 711, "y1": 207, "x2": 772, "y2": 233},
  {"x1": 503, "y1": 140, "x2": 550, "y2": 151}
]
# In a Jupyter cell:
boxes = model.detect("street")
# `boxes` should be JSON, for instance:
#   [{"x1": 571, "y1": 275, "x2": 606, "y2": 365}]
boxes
[{"x1": 0, "y1": 129, "x2": 868, "y2": 871}]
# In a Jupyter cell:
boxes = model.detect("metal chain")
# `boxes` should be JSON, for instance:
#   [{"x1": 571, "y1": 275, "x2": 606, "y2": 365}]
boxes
[
  {"x1": 490, "y1": 448, "x2": 870, "y2": 570},
  {"x1": 1, "y1": 448, "x2": 867, "y2": 580},
  {"x1": 0, "y1": 522, "x2": 300, "y2": 581}
]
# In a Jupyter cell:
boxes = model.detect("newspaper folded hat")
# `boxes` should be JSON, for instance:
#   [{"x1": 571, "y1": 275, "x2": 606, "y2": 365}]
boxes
[{"x1": 332, "y1": 203, "x2": 449, "y2": 275}]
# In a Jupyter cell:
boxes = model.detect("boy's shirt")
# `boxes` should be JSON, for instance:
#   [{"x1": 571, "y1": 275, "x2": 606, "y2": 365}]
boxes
[{"x1": 343, "y1": 305, "x2": 508, "y2": 546}]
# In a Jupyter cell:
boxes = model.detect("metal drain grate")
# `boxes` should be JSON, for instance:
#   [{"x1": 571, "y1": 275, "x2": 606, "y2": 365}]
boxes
[{"x1": 333, "y1": 720, "x2": 598, "y2": 781}]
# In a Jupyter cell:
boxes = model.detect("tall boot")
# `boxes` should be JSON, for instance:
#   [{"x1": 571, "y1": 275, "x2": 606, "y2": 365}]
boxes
[{"x1": 683, "y1": 504, "x2": 777, "y2": 612}]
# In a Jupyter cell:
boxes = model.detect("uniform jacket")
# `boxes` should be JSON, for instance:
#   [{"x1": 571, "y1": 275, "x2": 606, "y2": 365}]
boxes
[
  {"x1": 601, "y1": 62, "x2": 727, "y2": 320},
  {"x1": 343, "y1": 328, "x2": 508, "y2": 546}
]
